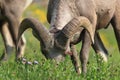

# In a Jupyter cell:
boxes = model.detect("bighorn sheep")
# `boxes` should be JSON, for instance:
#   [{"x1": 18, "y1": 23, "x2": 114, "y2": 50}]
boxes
[
  {"x1": 18, "y1": 0, "x2": 120, "y2": 74},
  {"x1": 78, "y1": 0, "x2": 120, "y2": 74},
  {"x1": 0, "y1": 0, "x2": 33, "y2": 61}
]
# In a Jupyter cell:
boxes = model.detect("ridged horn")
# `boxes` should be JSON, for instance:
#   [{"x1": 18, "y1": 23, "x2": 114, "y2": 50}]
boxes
[
  {"x1": 17, "y1": 17, "x2": 52, "y2": 47},
  {"x1": 56, "y1": 16, "x2": 94, "y2": 47}
]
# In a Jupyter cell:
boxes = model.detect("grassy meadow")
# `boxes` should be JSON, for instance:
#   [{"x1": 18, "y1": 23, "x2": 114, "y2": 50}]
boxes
[{"x1": 0, "y1": 3, "x2": 120, "y2": 80}]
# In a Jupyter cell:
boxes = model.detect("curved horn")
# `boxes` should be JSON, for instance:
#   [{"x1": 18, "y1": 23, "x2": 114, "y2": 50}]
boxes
[
  {"x1": 56, "y1": 16, "x2": 94, "y2": 47},
  {"x1": 17, "y1": 17, "x2": 52, "y2": 47}
]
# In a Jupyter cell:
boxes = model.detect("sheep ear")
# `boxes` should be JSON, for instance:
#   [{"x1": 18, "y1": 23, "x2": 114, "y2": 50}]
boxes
[
  {"x1": 17, "y1": 17, "x2": 52, "y2": 48},
  {"x1": 55, "y1": 16, "x2": 94, "y2": 47}
]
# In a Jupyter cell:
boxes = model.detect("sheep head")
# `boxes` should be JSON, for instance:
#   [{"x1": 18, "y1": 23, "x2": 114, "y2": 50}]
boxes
[{"x1": 17, "y1": 17, "x2": 94, "y2": 62}]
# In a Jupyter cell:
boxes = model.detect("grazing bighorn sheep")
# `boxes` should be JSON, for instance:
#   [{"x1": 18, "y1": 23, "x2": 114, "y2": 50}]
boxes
[
  {"x1": 18, "y1": 0, "x2": 120, "y2": 74},
  {"x1": 17, "y1": 9, "x2": 94, "y2": 74},
  {"x1": 0, "y1": 0, "x2": 33, "y2": 61}
]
